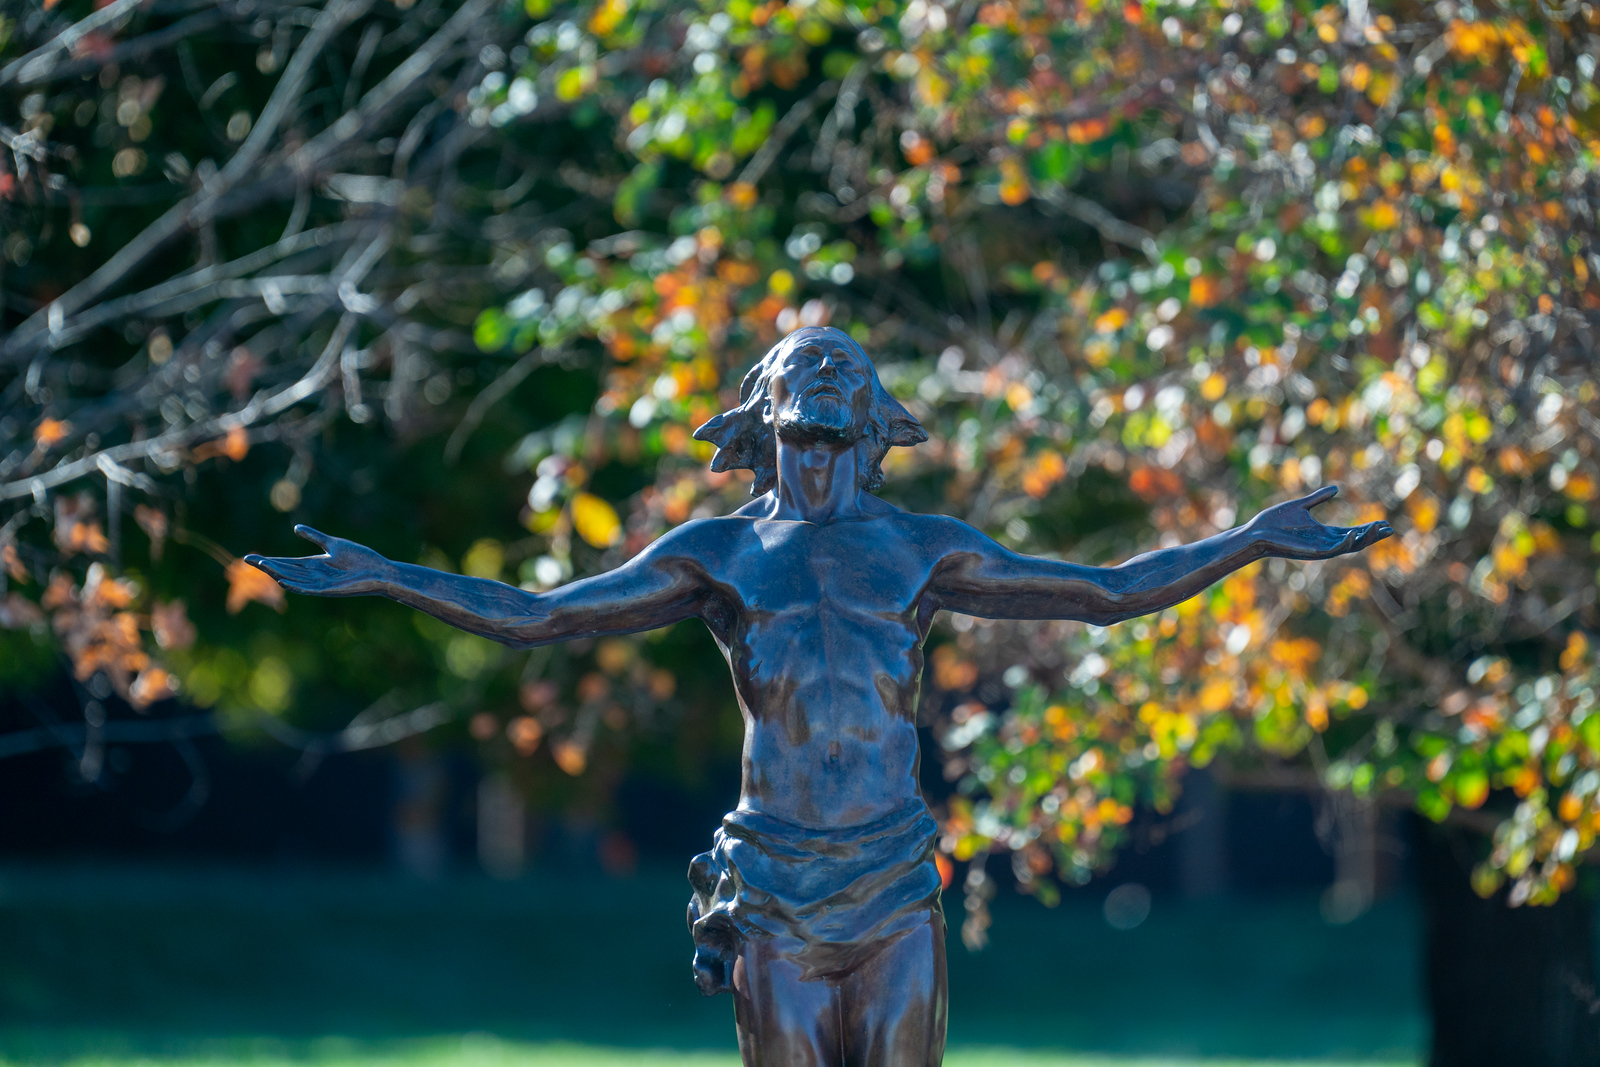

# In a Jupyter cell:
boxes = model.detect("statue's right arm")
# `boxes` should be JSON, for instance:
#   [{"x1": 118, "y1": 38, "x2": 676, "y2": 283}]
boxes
[{"x1": 244, "y1": 524, "x2": 707, "y2": 649}]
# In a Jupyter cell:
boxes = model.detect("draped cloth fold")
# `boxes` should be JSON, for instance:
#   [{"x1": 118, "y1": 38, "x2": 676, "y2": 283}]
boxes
[{"x1": 687, "y1": 799, "x2": 944, "y2": 996}]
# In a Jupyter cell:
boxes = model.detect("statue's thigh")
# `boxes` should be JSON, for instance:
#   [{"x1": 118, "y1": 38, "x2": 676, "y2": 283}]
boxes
[
  {"x1": 840, "y1": 914, "x2": 948, "y2": 1067},
  {"x1": 732, "y1": 937, "x2": 841, "y2": 1067}
]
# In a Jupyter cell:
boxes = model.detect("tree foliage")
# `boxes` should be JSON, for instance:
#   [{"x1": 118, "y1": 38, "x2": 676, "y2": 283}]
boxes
[{"x1": 5, "y1": 0, "x2": 1600, "y2": 939}]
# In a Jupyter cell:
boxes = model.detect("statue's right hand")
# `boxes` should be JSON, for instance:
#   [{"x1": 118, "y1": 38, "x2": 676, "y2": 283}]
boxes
[{"x1": 244, "y1": 526, "x2": 389, "y2": 597}]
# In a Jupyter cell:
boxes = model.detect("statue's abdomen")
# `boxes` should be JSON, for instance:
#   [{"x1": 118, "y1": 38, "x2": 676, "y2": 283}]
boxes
[{"x1": 731, "y1": 601, "x2": 924, "y2": 827}]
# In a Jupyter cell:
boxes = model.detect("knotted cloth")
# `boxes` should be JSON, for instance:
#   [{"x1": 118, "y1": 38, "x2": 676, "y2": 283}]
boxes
[{"x1": 687, "y1": 799, "x2": 944, "y2": 995}]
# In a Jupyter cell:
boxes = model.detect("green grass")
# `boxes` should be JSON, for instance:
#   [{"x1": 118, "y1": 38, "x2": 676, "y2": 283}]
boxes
[
  {"x1": 0, "y1": 1035, "x2": 1414, "y2": 1067},
  {"x1": 0, "y1": 864, "x2": 1423, "y2": 1065}
]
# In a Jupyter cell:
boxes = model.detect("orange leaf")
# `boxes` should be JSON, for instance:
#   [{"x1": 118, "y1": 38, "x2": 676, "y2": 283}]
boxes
[
  {"x1": 225, "y1": 559, "x2": 285, "y2": 614},
  {"x1": 0, "y1": 593, "x2": 45, "y2": 629},
  {"x1": 507, "y1": 716, "x2": 544, "y2": 756},
  {"x1": 151, "y1": 600, "x2": 196, "y2": 650},
  {"x1": 134, "y1": 505, "x2": 168, "y2": 560},
  {"x1": 194, "y1": 427, "x2": 250, "y2": 462},
  {"x1": 997, "y1": 158, "x2": 1029, "y2": 206},
  {"x1": 1, "y1": 542, "x2": 27, "y2": 583},
  {"x1": 34, "y1": 419, "x2": 70, "y2": 448},
  {"x1": 129, "y1": 668, "x2": 175, "y2": 709},
  {"x1": 1066, "y1": 118, "x2": 1109, "y2": 144},
  {"x1": 1189, "y1": 275, "x2": 1223, "y2": 308},
  {"x1": 901, "y1": 132, "x2": 934, "y2": 166},
  {"x1": 1129, "y1": 465, "x2": 1183, "y2": 500},
  {"x1": 552, "y1": 739, "x2": 587, "y2": 775},
  {"x1": 41, "y1": 571, "x2": 76, "y2": 610}
]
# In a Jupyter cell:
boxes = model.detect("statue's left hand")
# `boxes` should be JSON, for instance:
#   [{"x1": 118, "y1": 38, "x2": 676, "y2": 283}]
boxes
[
  {"x1": 1245, "y1": 485, "x2": 1392, "y2": 560},
  {"x1": 244, "y1": 526, "x2": 390, "y2": 596}
]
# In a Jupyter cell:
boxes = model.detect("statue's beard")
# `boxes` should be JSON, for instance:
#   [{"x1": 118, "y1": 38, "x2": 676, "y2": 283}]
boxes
[{"x1": 775, "y1": 390, "x2": 860, "y2": 443}]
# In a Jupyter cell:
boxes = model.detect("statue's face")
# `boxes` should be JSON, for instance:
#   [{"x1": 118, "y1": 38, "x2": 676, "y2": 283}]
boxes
[{"x1": 765, "y1": 328, "x2": 873, "y2": 445}]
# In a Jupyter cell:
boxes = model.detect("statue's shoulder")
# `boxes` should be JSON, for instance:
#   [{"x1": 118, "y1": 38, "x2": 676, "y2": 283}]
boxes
[
  {"x1": 642, "y1": 512, "x2": 756, "y2": 559},
  {"x1": 862, "y1": 497, "x2": 981, "y2": 548}
]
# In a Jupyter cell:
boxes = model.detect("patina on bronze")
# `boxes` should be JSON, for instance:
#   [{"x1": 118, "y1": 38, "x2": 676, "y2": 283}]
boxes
[{"x1": 248, "y1": 326, "x2": 1391, "y2": 1067}]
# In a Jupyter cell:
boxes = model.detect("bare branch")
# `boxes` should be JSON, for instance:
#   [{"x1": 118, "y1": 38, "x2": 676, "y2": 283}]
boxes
[
  {"x1": 0, "y1": 713, "x2": 219, "y2": 760},
  {"x1": 1034, "y1": 183, "x2": 1162, "y2": 264},
  {"x1": 444, "y1": 345, "x2": 558, "y2": 465},
  {"x1": 737, "y1": 81, "x2": 837, "y2": 188},
  {"x1": 0, "y1": 0, "x2": 147, "y2": 89},
  {"x1": 0, "y1": 308, "x2": 358, "y2": 501},
  {"x1": 215, "y1": 0, "x2": 377, "y2": 191}
]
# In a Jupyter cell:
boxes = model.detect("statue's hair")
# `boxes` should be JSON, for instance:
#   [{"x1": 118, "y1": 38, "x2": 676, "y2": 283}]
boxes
[{"x1": 692, "y1": 327, "x2": 927, "y2": 496}]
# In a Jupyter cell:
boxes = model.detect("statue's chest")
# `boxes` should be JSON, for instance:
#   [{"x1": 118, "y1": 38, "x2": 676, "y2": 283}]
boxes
[{"x1": 716, "y1": 521, "x2": 927, "y2": 618}]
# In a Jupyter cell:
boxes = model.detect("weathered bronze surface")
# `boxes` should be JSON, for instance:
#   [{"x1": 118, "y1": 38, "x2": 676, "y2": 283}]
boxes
[{"x1": 248, "y1": 326, "x2": 1390, "y2": 1066}]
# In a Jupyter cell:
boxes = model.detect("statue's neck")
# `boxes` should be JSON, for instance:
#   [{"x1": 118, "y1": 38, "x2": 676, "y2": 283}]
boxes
[{"x1": 767, "y1": 436, "x2": 866, "y2": 523}]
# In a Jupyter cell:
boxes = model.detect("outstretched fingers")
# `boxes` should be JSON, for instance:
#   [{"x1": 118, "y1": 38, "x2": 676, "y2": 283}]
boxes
[
  {"x1": 244, "y1": 554, "x2": 309, "y2": 589},
  {"x1": 1357, "y1": 520, "x2": 1394, "y2": 548},
  {"x1": 1323, "y1": 520, "x2": 1393, "y2": 557}
]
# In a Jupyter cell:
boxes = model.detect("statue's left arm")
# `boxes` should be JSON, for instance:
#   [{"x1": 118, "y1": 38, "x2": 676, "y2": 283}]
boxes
[
  {"x1": 245, "y1": 523, "x2": 708, "y2": 648},
  {"x1": 930, "y1": 485, "x2": 1391, "y2": 626}
]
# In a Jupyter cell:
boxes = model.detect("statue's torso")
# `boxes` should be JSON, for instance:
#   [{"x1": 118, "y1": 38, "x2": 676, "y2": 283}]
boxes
[{"x1": 688, "y1": 512, "x2": 945, "y2": 828}]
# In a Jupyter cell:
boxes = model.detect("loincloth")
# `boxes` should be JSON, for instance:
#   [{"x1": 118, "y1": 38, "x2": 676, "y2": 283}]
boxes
[{"x1": 686, "y1": 799, "x2": 944, "y2": 996}]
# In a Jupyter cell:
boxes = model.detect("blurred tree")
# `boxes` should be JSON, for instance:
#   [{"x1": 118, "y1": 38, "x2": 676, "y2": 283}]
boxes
[
  {"x1": 0, "y1": 0, "x2": 743, "y2": 848},
  {"x1": 6, "y1": 0, "x2": 1600, "y2": 1062}
]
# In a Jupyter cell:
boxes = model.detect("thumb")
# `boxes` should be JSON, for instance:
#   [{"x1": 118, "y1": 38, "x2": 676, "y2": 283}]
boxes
[{"x1": 294, "y1": 525, "x2": 332, "y2": 550}]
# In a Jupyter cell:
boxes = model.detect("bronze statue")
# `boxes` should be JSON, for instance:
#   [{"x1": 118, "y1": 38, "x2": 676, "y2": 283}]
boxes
[{"x1": 248, "y1": 326, "x2": 1390, "y2": 1066}]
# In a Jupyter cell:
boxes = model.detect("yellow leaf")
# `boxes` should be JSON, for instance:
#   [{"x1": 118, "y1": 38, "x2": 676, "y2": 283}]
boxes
[
  {"x1": 998, "y1": 157, "x2": 1029, "y2": 206},
  {"x1": 1305, "y1": 692, "x2": 1329, "y2": 732},
  {"x1": 571, "y1": 492, "x2": 622, "y2": 548},
  {"x1": 1561, "y1": 632, "x2": 1589, "y2": 672},
  {"x1": 1408, "y1": 494, "x2": 1439, "y2": 533},
  {"x1": 1199, "y1": 679, "x2": 1234, "y2": 712},
  {"x1": 1093, "y1": 308, "x2": 1128, "y2": 334},
  {"x1": 556, "y1": 67, "x2": 589, "y2": 103},
  {"x1": 1364, "y1": 201, "x2": 1400, "y2": 230},
  {"x1": 462, "y1": 539, "x2": 505, "y2": 579},
  {"x1": 588, "y1": 0, "x2": 628, "y2": 35}
]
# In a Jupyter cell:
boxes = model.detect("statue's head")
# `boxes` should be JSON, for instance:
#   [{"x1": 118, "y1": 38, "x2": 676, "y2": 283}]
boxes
[{"x1": 693, "y1": 326, "x2": 927, "y2": 495}]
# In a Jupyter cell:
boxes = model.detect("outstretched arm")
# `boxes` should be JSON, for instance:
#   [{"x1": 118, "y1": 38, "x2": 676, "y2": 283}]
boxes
[
  {"x1": 245, "y1": 525, "x2": 706, "y2": 648},
  {"x1": 931, "y1": 485, "x2": 1391, "y2": 625}
]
